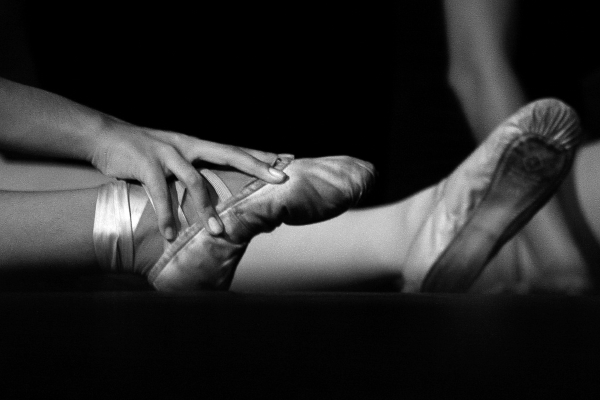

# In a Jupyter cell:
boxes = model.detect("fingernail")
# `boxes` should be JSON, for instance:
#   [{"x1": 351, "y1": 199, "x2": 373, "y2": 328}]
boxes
[
  {"x1": 269, "y1": 168, "x2": 287, "y2": 181},
  {"x1": 164, "y1": 227, "x2": 175, "y2": 240},
  {"x1": 208, "y1": 217, "x2": 223, "y2": 235}
]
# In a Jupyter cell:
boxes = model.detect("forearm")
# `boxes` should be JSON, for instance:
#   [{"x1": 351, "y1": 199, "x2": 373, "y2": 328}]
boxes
[
  {"x1": 0, "y1": 76, "x2": 289, "y2": 242},
  {"x1": 0, "y1": 76, "x2": 114, "y2": 160}
]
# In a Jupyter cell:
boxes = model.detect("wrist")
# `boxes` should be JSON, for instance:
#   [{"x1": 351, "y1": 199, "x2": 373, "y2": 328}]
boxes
[{"x1": 86, "y1": 113, "x2": 127, "y2": 167}]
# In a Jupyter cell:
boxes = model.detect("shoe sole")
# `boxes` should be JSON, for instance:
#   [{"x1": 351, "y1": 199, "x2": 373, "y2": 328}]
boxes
[{"x1": 420, "y1": 134, "x2": 574, "y2": 293}]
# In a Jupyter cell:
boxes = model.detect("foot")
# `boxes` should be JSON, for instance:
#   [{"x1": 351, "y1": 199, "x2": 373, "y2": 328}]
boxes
[
  {"x1": 400, "y1": 98, "x2": 583, "y2": 292},
  {"x1": 94, "y1": 153, "x2": 376, "y2": 291}
]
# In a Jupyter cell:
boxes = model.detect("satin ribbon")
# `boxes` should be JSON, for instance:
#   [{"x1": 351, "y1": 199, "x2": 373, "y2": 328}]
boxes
[
  {"x1": 93, "y1": 180, "x2": 148, "y2": 271},
  {"x1": 93, "y1": 171, "x2": 232, "y2": 271},
  {"x1": 93, "y1": 181, "x2": 134, "y2": 271}
]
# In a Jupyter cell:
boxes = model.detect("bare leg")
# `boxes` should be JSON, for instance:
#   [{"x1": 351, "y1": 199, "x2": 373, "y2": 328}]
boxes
[
  {"x1": 232, "y1": 188, "x2": 436, "y2": 292},
  {"x1": 0, "y1": 152, "x2": 111, "y2": 191},
  {"x1": 0, "y1": 152, "x2": 112, "y2": 271},
  {"x1": 1, "y1": 118, "x2": 592, "y2": 294},
  {"x1": 0, "y1": 154, "x2": 419, "y2": 290},
  {"x1": 472, "y1": 145, "x2": 600, "y2": 294},
  {"x1": 0, "y1": 188, "x2": 98, "y2": 271},
  {"x1": 233, "y1": 139, "x2": 598, "y2": 294},
  {"x1": 573, "y1": 141, "x2": 600, "y2": 245},
  {"x1": 443, "y1": 0, "x2": 599, "y2": 292},
  {"x1": 444, "y1": 0, "x2": 524, "y2": 141}
]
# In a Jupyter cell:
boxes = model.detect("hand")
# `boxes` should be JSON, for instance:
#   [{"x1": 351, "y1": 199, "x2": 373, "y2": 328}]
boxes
[{"x1": 90, "y1": 120, "x2": 287, "y2": 240}]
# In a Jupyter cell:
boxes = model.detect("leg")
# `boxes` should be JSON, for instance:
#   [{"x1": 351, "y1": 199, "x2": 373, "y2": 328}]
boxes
[
  {"x1": 0, "y1": 156, "x2": 475, "y2": 292},
  {"x1": 0, "y1": 155, "x2": 115, "y2": 271},
  {"x1": 0, "y1": 155, "x2": 157, "y2": 275},
  {"x1": 444, "y1": 0, "x2": 524, "y2": 141},
  {"x1": 0, "y1": 152, "x2": 112, "y2": 191},
  {"x1": 0, "y1": 154, "x2": 380, "y2": 288},
  {"x1": 232, "y1": 190, "x2": 433, "y2": 292},
  {"x1": 444, "y1": 0, "x2": 599, "y2": 292},
  {"x1": 0, "y1": 187, "x2": 99, "y2": 271},
  {"x1": 0, "y1": 152, "x2": 405, "y2": 290},
  {"x1": 472, "y1": 144, "x2": 600, "y2": 294},
  {"x1": 572, "y1": 140, "x2": 600, "y2": 246},
  {"x1": 235, "y1": 100, "x2": 586, "y2": 293},
  {"x1": 0, "y1": 100, "x2": 585, "y2": 293}
]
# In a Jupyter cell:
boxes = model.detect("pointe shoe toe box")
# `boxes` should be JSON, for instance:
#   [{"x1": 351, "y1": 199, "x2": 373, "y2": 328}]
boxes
[{"x1": 262, "y1": 155, "x2": 376, "y2": 226}]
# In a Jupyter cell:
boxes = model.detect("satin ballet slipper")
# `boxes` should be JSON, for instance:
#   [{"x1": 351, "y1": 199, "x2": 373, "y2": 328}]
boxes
[
  {"x1": 94, "y1": 154, "x2": 376, "y2": 291},
  {"x1": 400, "y1": 98, "x2": 583, "y2": 293}
]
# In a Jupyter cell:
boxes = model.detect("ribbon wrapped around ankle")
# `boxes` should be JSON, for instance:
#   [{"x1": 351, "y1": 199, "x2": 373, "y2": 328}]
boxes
[
  {"x1": 93, "y1": 180, "x2": 147, "y2": 271},
  {"x1": 93, "y1": 171, "x2": 231, "y2": 272}
]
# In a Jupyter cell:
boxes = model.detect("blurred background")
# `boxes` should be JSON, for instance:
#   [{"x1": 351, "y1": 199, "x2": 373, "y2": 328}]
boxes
[{"x1": 1, "y1": 1, "x2": 599, "y2": 206}]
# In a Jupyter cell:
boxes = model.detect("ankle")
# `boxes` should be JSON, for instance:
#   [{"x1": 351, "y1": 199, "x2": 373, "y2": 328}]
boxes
[
  {"x1": 93, "y1": 176, "x2": 222, "y2": 277},
  {"x1": 93, "y1": 181, "x2": 163, "y2": 276},
  {"x1": 129, "y1": 184, "x2": 164, "y2": 275}
]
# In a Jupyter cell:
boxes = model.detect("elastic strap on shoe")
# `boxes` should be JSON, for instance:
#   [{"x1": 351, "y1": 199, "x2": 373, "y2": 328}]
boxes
[{"x1": 200, "y1": 169, "x2": 233, "y2": 202}]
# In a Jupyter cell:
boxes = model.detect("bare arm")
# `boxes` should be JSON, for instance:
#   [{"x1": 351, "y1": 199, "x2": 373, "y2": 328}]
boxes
[
  {"x1": 0, "y1": 77, "x2": 110, "y2": 159},
  {"x1": 0, "y1": 77, "x2": 287, "y2": 239}
]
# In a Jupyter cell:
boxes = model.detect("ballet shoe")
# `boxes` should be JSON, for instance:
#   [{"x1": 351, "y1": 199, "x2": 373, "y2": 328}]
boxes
[
  {"x1": 401, "y1": 98, "x2": 583, "y2": 293},
  {"x1": 147, "y1": 154, "x2": 376, "y2": 291}
]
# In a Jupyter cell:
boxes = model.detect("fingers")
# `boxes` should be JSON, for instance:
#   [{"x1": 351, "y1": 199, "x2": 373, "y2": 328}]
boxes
[
  {"x1": 138, "y1": 131, "x2": 290, "y2": 240},
  {"x1": 177, "y1": 138, "x2": 288, "y2": 184},
  {"x1": 100, "y1": 127, "x2": 287, "y2": 241},
  {"x1": 141, "y1": 164, "x2": 178, "y2": 241},
  {"x1": 226, "y1": 147, "x2": 288, "y2": 184},
  {"x1": 150, "y1": 131, "x2": 288, "y2": 184},
  {"x1": 164, "y1": 149, "x2": 224, "y2": 236}
]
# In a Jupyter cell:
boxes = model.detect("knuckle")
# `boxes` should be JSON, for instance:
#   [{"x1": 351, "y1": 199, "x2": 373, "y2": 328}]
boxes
[{"x1": 159, "y1": 145, "x2": 180, "y2": 159}]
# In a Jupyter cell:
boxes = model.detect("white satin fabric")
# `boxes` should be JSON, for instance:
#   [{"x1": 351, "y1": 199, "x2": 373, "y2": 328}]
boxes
[
  {"x1": 93, "y1": 181, "x2": 135, "y2": 271},
  {"x1": 93, "y1": 170, "x2": 232, "y2": 272}
]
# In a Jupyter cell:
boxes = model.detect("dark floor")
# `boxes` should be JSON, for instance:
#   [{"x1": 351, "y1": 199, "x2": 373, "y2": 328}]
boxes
[{"x1": 2, "y1": 290, "x2": 600, "y2": 399}]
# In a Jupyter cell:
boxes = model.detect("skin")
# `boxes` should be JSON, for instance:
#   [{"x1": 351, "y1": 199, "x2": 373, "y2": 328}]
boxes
[
  {"x1": 443, "y1": 0, "x2": 600, "y2": 290},
  {"x1": 0, "y1": 77, "x2": 287, "y2": 240}
]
